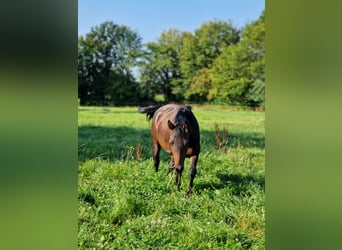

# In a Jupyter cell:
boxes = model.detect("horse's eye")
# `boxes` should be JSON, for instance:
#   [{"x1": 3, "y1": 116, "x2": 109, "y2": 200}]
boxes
[{"x1": 170, "y1": 141, "x2": 174, "y2": 145}]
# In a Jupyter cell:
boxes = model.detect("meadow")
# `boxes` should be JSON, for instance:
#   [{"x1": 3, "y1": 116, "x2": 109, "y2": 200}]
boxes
[{"x1": 78, "y1": 105, "x2": 265, "y2": 249}]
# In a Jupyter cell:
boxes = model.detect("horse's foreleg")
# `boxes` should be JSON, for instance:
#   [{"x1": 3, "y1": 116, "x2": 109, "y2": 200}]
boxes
[
  {"x1": 167, "y1": 155, "x2": 175, "y2": 175},
  {"x1": 153, "y1": 141, "x2": 161, "y2": 172},
  {"x1": 187, "y1": 155, "x2": 198, "y2": 194},
  {"x1": 175, "y1": 168, "x2": 182, "y2": 191}
]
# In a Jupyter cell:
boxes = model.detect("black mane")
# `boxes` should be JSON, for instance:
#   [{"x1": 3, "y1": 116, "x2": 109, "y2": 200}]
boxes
[{"x1": 175, "y1": 107, "x2": 198, "y2": 134}]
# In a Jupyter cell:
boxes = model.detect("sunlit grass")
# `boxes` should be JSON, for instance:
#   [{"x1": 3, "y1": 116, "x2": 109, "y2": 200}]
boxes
[{"x1": 78, "y1": 105, "x2": 265, "y2": 249}]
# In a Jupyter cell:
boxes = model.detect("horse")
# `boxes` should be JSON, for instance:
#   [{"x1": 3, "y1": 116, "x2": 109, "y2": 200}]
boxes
[{"x1": 138, "y1": 104, "x2": 200, "y2": 194}]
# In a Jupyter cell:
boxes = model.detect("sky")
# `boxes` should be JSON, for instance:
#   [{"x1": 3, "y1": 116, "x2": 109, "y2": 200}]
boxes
[{"x1": 78, "y1": 0, "x2": 265, "y2": 44}]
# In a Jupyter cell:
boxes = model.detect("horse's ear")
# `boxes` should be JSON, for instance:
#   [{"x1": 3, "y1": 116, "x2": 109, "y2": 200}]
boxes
[{"x1": 168, "y1": 120, "x2": 176, "y2": 130}]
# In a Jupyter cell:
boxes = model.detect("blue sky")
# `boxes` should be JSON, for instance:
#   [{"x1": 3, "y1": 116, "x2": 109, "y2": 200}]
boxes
[{"x1": 78, "y1": 0, "x2": 264, "y2": 43}]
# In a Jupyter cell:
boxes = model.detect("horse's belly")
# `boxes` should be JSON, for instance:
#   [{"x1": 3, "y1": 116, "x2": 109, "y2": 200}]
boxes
[{"x1": 153, "y1": 118, "x2": 173, "y2": 153}]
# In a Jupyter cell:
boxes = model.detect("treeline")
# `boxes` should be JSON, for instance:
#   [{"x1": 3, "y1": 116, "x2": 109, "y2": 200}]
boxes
[{"x1": 78, "y1": 11, "x2": 264, "y2": 107}]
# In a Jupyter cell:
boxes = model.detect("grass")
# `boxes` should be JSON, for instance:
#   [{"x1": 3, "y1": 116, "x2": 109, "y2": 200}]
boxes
[{"x1": 78, "y1": 105, "x2": 265, "y2": 249}]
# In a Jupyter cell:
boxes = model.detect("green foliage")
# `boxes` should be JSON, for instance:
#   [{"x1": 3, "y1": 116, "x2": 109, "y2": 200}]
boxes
[
  {"x1": 210, "y1": 44, "x2": 251, "y2": 104},
  {"x1": 248, "y1": 74, "x2": 265, "y2": 106},
  {"x1": 186, "y1": 68, "x2": 212, "y2": 102},
  {"x1": 194, "y1": 20, "x2": 240, "y2": 68},
  {"x1": 210, "y1": 13, "x2": 265, "y2": 105},
  {"x1": 179, "y1": 32, "x2": 199, "y2": 91},
  {"x1": 78, "y1": 11, "x2": 265, "y2": 107},
  {"x1": 78, "y1": 106, "x2": 265, "y2": 249},
  {"x1": 139, "y1": 29, "x2": 184, "y2": 102},
  {"x1": 241, "y1": 12, "x2": 265, "y2": 106},
  {"x1": 138, "y1": 13, "x2": 264, "y2": 106},
  {"x1": 78, "y1": 21, "x2": 143, "y2": 105}
]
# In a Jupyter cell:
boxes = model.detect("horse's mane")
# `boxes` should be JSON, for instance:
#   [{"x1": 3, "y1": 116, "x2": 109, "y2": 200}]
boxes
[{"x1": 175, "y1": 106, "x2": 193, "y2": 127}]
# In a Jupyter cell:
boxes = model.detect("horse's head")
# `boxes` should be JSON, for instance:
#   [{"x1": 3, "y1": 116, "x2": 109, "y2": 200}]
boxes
[{"x1": 168, "y1": 120, "x2": 189, "y2": 170}]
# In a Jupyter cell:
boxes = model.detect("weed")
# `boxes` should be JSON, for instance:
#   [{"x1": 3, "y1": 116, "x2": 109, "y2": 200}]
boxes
[
  {"x1": 214, "y1": 123, "x2": 229, "y2": 153},
  {"x1": 136, "y1": 143, "x2": 142, "y2": 161}
]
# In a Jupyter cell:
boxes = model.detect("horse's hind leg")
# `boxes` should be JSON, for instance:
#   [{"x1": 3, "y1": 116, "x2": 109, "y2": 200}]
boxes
[
  {"x1": 152, "y1": 140, "x2": 161, "y2": 172},
  {"x1": 187, "y1": 155, "x2": 198, "y2": 194}
]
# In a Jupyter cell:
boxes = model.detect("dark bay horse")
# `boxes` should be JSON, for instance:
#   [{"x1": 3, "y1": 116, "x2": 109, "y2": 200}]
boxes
[{"x1": 138, "y1": 104, "x2": 200, "y2": 194}]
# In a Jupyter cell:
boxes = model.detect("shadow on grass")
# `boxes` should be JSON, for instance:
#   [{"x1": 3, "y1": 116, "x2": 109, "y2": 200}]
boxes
[
  {"x1": 201, "y1": 129, "x2": 265, "y2": 150},
  {"x1": 196, "y1": 172, "x2": 265, "y2": 196},
  {"x1": 79, "y1": 125, "x2": 264, "y2": 163},
  {"x1": 78, "y1": 125, "x2": 152, "y2": 162}
]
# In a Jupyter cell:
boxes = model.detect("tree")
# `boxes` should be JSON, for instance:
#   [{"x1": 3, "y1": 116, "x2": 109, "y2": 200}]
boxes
[
  {"x1": 243, "y1": 12, "x2": 265, "y2": 106},
  {"x1": 179, "y1": 32, "x2": 200, "y2": 99},
  {"x1": 181, "y1": 20, "x2": 240, "y2": 102},
  {"x1": 78, "y1": 21, "x2": 143, "y2": 105},
  {"x1": 78, "y1": 12, "x2": 265, "y2": 106},
  {"x1": 139, "y1": 21, "x2": 241, "y2": 104},
  {"x1": 194, "y1": 20, "x2": 240, "y2": 68},
  {"x1": 210, "y1": 44, "x2": 252, "y2": 104},
  {"x1": 210, "y1": 12, "x2": 265, "y2": 105},
  {"x1": 139, "y1": 29, "x2": 184, "y2": 102},
  {"x1": 186, "y1": 68, "x2": 212, "y2": 102}
]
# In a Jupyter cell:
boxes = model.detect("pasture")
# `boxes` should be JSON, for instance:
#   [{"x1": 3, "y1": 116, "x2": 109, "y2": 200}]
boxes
[{"x1": 78, "y1": 106, "x2": 265, "y2": 249}]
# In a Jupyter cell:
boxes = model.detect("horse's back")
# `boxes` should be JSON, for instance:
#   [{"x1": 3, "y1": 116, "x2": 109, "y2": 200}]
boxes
[
  {"x1": 153, "y1": 104, "x2": 179, "y2": 126},
  {"x1": 152, "y1": 104, "x2": 196, "y2": 130}
]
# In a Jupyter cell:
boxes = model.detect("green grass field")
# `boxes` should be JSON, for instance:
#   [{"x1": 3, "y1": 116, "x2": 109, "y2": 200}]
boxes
[{"x1": 78, "y1": 106, "x2": 265, "y2": 249}]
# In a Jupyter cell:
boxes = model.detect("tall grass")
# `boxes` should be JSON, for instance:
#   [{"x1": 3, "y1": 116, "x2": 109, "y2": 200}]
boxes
[{"x1": 78, "y1": 106, "x2": 265, "y2": 249}]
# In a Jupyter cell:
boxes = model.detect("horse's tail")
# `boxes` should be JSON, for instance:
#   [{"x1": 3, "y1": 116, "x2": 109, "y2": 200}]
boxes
[{"x1": 138, "y1": 105, "x2": 162, "y2": 120}]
